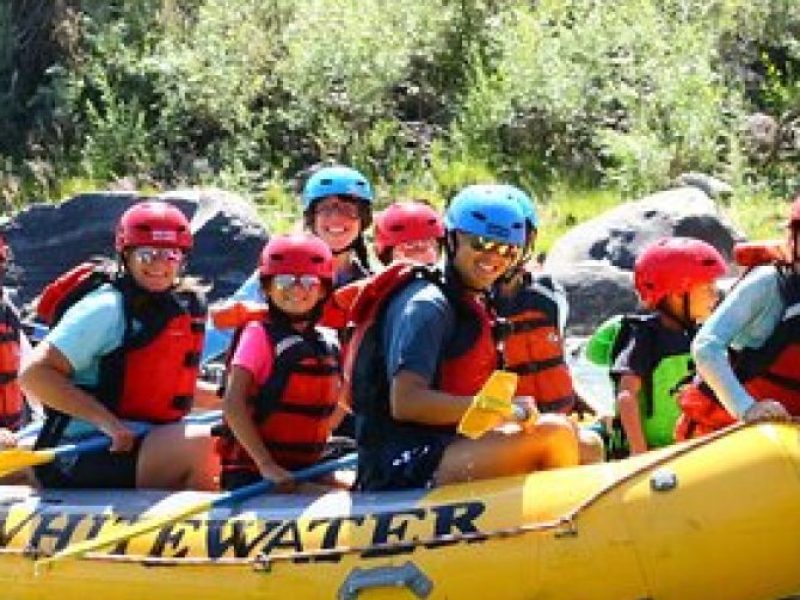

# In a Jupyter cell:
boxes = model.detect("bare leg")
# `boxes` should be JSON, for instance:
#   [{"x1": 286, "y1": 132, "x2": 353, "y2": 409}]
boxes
[
  {"x1": 136, "y1": 422, "x2": 220, "y2": 491},
  {"x1": 434, "y1": 414, "x2": 579, "y2": 486}
]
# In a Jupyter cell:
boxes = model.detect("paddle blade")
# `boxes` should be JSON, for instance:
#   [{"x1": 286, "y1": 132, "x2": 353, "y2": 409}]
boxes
[
  {"x1": 0, "y1": 448, "x2": 55, "y2": 476},
  {"x1": 458, "y1": 371, "x2": 519, "y2": 440}
]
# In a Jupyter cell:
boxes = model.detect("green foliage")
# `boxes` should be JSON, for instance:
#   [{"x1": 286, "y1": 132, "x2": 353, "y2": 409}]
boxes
[{"x1": 0, "y1": 0, "x2": 798, "y2": 225}]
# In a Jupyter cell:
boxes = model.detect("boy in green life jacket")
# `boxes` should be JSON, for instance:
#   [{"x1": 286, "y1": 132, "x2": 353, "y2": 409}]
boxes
[{"x1": 587, "y1": 238, "x2": 726, "y2": 457}]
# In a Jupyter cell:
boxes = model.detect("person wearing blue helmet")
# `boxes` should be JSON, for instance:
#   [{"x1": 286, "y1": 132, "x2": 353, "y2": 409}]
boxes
[
  {"x1": 302, "y1": 164, "x2": 374, "y2": 287},
  {"x1": 352, "y1": 184, "x2": 579, "y2": 491},
  {"x1": 200, "y1": 164, "x2": 374, "y2": 365},
  {"x1": 492, "y1": 184, "x2": 605, "y2": 464}
]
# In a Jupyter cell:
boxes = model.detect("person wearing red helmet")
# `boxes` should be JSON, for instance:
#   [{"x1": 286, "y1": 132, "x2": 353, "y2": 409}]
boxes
[
  {"x1": 686, "y1": 195, "x2": 800, "y2": 433},
  {"x1": 373, "y1": 201, "x2": 444, "y2": 266},
  {"x1": 604, "y1": 237, "x2": 726, "y2": 455},
  {"x1": 20, "y1": 200, "x2": 218, "y2": 490},
  {"x1": 215, "y1": 233, "x2": 343, "y2": 491}
]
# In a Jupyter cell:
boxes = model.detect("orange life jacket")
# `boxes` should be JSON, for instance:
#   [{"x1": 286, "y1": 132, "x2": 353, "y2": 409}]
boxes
[
  {"x1": 343, "y1": 263, "x2": 499, "y2": 444},
  {"x1": 676, "y1": 269, "x2": 800, "y2": 440},
  {"x1": 496, "y1": 273, "x2": 575, "y2": 414},
  {"x1": 0, "y1": 301, "x2": 23, "y2": 430},
  {"x1": 216, "y1": 318, "x2": 341, "y2": 472}
]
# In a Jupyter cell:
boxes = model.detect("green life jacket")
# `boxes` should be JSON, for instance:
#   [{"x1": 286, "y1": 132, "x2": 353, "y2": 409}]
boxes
[{"x1": 586, "y1": 314, "x2": 693, "y2": 454}]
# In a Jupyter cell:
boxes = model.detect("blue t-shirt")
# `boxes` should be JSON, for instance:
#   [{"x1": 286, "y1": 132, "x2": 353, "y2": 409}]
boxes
[
  {"x1": 380, "y1": 280, "x2": 455, "y2": 384},
  {"x1": 46, "y1": 284, "x2": 129, "y2": 387}
]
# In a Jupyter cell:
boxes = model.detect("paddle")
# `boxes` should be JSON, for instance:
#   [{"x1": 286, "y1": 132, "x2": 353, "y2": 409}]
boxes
[
  {"x1": 4, "y1": 410, "x2": 223, "y2": 477},
  {"x1": 37, "y1": 452, "x2": 358, "y2": 568},
  {"x1": 15, "y1": 409, "x2": 223, "y2": 443},
  {"x1": 0, "y1": 421, "x2": 151, "y2": 478},
  {"x1": 457, "y1": 370, "x2": 531, "y2": 439}
]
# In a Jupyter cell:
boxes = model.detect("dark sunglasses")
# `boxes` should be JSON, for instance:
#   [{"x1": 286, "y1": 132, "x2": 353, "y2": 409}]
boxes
[
  {"x1": 466, "y1": 235, "x2": 520, "y2": 258},
  {"x1": 272, "y1": 274, "x2": 323, "y2": 291}
]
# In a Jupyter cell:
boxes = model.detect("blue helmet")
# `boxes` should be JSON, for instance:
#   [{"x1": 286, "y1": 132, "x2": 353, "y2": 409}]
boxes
[
  {"x1": 444, "y1": 184, "x2": 526, "y2": 246},
  {"x1": 301, "y1": 165, "x2": 374, "y2": 211},
  {"x1": 500, "y1": 184, "x2": 539, "y2": 230}
]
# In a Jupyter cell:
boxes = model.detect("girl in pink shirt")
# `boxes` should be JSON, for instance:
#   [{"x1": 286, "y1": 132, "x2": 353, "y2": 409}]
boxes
[{"x1": 216, "y1": 234, "x2": 342, "y2": 491}]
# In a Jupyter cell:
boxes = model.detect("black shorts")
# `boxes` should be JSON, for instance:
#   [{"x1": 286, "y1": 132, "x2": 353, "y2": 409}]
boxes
[
  {"x1": 219, "y1": 469, "x2": 261, "y2": 491},
  {"x1": 357, "y1": 430, "x2": 454, "y2": 492},
  {"x1": 34, "y1": 439, "x2": 143, "y2": 489}
]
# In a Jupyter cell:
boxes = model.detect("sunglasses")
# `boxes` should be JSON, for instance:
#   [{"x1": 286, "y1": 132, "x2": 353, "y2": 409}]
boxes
[
  {"x1": 315, "y1": 200, "x2": 360, "y2": 220},
  {"x1": 272, "y1": 274, "x2": 323, "y2": 291},
  {"x1": 466, "y1": 235, "x2": 520, "y2": 259},
  {"x1": 131, "y1": 246, "x2": 185, "y2": 264}
]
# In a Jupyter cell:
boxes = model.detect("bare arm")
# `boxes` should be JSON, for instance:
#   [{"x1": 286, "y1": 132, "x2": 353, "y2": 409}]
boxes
[
  {"x1": 193, "y1": 379, "x2": 223, "y2": 410},
  {"x1": 390, "y1": 370, "x2": 472, "y2": 425},
  {"x1": 616, "y1": 374, "x2": 648, "y2": 454},
  {"x1": 222, "y1": 365, "x2": 293, "y2": 485},
  {"x1": 19, "y1": 342, "x2": 135, "y2": 451}
]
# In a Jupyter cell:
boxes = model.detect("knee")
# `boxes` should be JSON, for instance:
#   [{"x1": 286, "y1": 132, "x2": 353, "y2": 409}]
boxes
[
  {"x1": 578, "y1": 428, "x2": 606, "y2": 464},
  {"x1": 528, "y1": 415, "x2": 580, "y2": 467}
]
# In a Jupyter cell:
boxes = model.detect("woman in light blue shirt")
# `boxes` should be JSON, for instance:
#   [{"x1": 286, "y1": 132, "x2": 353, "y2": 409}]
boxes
[{"x1": 692, "y1": 196, "x2": 800, "y2": 423}]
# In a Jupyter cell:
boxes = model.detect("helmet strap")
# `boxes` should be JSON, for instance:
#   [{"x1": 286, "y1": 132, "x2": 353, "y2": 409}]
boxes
[{"x1": 657, "y1": 294, "x2": 696, "y2": 333}]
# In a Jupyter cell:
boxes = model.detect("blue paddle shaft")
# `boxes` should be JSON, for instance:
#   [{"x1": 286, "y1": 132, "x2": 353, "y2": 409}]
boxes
[{"x1": 219, "y1": 453, "x2": 358, "y2": 506}]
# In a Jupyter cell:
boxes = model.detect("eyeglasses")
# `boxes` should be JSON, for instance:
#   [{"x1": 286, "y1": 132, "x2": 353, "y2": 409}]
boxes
[
  {"x1": 272, "y1": 274, "x2": 323, "y2": 291},
  {"x1": 131, "y1": 246, "x2": 185, "y2": 264},
  {"x1": 466, "y1": 235, "x2": 520, "y2": 259},
  {"x1": 395, "y1": 238, "x2": 439, "y2": 253},
  {"x1": 315, "y1": 200, "x2": 360, "y2": 220}
]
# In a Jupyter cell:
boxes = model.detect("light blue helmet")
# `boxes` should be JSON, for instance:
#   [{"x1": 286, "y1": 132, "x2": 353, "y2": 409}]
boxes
[
  {"x1": 301, "y1": 165, "x2": 374, "y2": 211},
  {"x1": 444, "y1": 184, "x2": 526, "y2": 246},
  {"x1": 499, "y1": 184, "x2": 539, "y2": 230}
]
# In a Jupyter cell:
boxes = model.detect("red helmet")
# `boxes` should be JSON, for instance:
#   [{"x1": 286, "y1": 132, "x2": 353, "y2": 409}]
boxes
[
  {"x1": 259, "y1": 233, "x2": 334, "y2": 283},
  {"x1": 0, "y1": 234, "x2": 8, "y2": 261},
  {"x1": 790, "y1": 195, "x2": 800, "y2": 228},
  {"x1": 115, "y1": 201, "x2": 193, "y2": 252},
  {"x1": 374, "y1": 201, "x2": 444, "y2": 256},
  {"x1": 634, "y1": 237, "x2": 727, "y2": 307}
]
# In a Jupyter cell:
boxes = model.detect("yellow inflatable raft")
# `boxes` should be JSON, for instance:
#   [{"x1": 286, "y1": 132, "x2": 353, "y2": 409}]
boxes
[{"x1": 0, "y1": 421, "x2": 797, "y2": 600}]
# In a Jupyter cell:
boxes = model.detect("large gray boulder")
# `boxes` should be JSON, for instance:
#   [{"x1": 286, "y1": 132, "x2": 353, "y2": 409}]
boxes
[
  {"x1": 545, "y1": 186, "x2": 745, "y2": 334},
  {"x1": 0, "y1": 189, "x2": 268, "y2": 307},
  {"x1": 552, "y1": 262, "x2": 639, "y2": 336},
  {"x1": 546, "y1": 186, "x2": 744, "y2": 272}
]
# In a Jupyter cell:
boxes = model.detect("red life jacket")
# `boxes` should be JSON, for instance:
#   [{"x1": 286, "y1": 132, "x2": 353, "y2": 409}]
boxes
[
  {"x1": 0, "y1": 301, "x2": 23, "y2": 430},
  {"x1": 216, "y1": 320, "x2": 341, "y2": 473},
  {"x1": 34, "y1": 269, "x2": 206, "y2": 448},
  {"x1": 496, "y1": 273, "x2": 575, "y2": 414},
  {"x1": 343, "y1": 263, "x2": 499, "y2": 444},
  {"x1": 676, "y1": 270, "x2": 800, "y2": 440}
]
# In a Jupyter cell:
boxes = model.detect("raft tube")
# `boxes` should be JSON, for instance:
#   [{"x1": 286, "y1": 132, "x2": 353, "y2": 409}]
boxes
[{"x1": 0, "y1": 421, "x2": 797, "y2": 600}]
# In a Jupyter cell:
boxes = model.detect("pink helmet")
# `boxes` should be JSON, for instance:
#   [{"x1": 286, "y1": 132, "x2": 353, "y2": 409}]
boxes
[
  {"x1": 115, "y1": 201, "x2": 192, "y2": 252},
  {"x1": 634, "y1": 237, "x2": 727, "y2": 307},
  {"x1": 259, "y1": 233, "x2": 334, "y2": 283},
  {"x1": 374, "y1": 201, "x2": 444, "y2": 257}
]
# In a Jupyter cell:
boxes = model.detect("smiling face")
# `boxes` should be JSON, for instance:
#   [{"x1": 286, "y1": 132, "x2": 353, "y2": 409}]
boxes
[
  {"x1": 266, "y1": 274, "x2": 324, "y2": 316},
  {"x1": 452, "y1": 231, "x2": 518, "y2": 290},
  {"x1": 125, "y1": 246, "x2": 184, "y2": 292},
  {"x1": 311, "y1": 196, "x2": 362, "y2": 253}
]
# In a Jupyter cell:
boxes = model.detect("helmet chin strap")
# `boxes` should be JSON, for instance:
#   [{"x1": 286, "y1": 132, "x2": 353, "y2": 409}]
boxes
[{"x1": 658, "y1": 294, "x2": 697, "y2": 334}]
